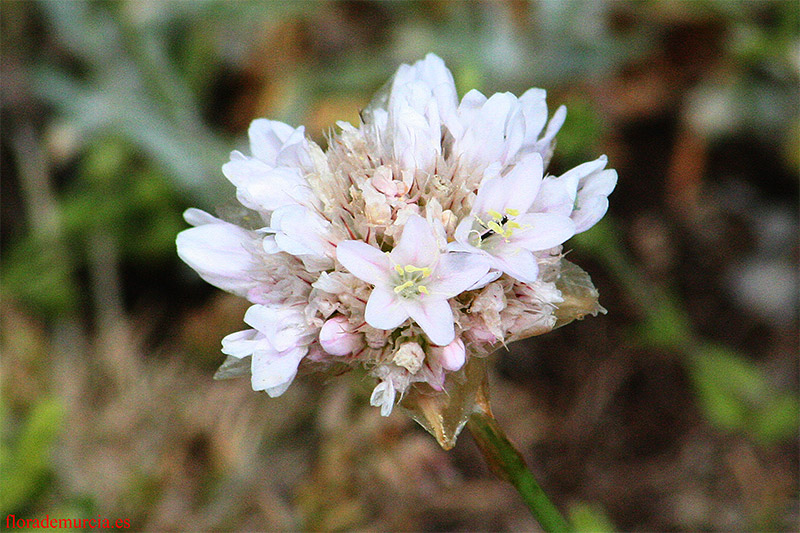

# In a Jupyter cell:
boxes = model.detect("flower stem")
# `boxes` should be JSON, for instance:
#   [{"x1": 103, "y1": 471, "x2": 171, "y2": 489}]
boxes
[{"x1": 467, "y1": 411, "x2": 573, "y2": 532}]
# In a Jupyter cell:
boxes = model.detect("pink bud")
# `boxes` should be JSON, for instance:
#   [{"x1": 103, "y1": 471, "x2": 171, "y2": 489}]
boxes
[
  {"x1": 371, "y1": 166, "x2": 400, "y2": 196},
  {"x1": 319, "y1": 316, "x2": 361, "y2": 356},
  {"x1": 440, "y1": 337, "x2": 466, "y2": 371}
]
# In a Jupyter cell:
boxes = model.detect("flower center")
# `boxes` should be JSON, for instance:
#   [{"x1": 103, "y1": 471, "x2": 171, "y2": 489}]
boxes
[
  {"x1": 471, "y1": 208, "x2": 522, "y2": 246},
  {"x1": 393, "y1": 264, "x2": 432, "y2": 298}
]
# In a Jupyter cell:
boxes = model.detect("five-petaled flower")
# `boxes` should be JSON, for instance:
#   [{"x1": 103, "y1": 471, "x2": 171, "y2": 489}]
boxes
[
  {"x1": 452, "y1": 153, "x2": 575, "y2": 283},
  {"x1": 337, "y1": 215, "x2": 489, "y2": 346}
]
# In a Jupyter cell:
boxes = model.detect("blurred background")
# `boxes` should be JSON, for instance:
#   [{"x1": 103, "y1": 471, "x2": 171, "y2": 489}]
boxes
[{"x1": 2, "y1": 1, "x2": 798, "y2": 531}]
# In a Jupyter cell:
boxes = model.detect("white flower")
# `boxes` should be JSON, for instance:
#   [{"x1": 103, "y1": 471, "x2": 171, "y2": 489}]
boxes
[
  {"x1": 452, "y1": 153, "x2": 575, "y2": 283},
  {"x1": 176, "y1": 208, "x2": 264, "y2": 298},
  {"x1": 222, "y1": 120, "x2": 318, "y2": 213},
  {"x1": 336, "y1": 215, "x2": 489, "y2": 346},
  {"x1": 531, "y1": 155, "x2": 618, "y2": 233},
  {"x1": 221, "y1": 304, "x2": 315, "y2": 397},
  {"x1": 267, "y1": 205, "x2": 338, "y2": 271},
  {"x1": 449, "y1": 88, "x2": 566, "y2": 174},
  {"x1": 370, "y1": 380, "x2": 396, "y2": 417}
]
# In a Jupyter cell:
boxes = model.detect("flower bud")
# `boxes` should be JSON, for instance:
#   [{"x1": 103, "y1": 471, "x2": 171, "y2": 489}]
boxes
[
  {"x1": 319, "y1": 316, "x2": 361, "y2": 356},
  {"x1": 439, "y1": 337, "x2": 466, "y2": 371}
]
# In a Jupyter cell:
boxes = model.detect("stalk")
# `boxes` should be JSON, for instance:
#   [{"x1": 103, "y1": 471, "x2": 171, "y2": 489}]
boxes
[{"x1": 467, "y1": 411, "x2": 573, "y2": 532}]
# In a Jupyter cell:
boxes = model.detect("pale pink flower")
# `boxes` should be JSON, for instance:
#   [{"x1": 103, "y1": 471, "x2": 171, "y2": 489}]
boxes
[
  {"x1": 452, "y1": 153, "x2": 575, "y2": 283},
  {"x1": 336, "y1": 215, "x2": 489, "y2": 346}
]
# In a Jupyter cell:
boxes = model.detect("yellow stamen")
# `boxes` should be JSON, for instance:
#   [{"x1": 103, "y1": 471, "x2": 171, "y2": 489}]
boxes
[
  {"x1": 394, "y1": 280, "x2": 414, "y2": 293},
  {"x1": 507, "y1": 221, "x2": 521, "y2": 230},
  {"x1": 404, "y1": 265, "x2": 432, "y2": 277},
  {"x1": 394, "y1": 264, "x2": 405, "y2": 275},
  {"x1": 417, "y1": 285, "x2": 429, "y2": 295},
  {"x1": 506, "y1": 208, "x2": 519, "y2": 216},
  {"x1": 488, "y1": 209, "x2": 503, "y2": 221},
  {"x1": 487, "y1": 221, "x2": 505, "y2": 234}
]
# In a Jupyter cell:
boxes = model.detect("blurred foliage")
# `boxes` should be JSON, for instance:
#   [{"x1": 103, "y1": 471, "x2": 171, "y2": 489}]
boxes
[
  {"x1": 568, "y1": 502, "x2": 615, "y2": 533},
  {"x1": 574, "y1": 220, "x2": 799, "y2": 445},
  {"x1": 0, "y1": 398, "x2": 64, "y2": 516},
  {"x1": 1, "y1": 0, "x2": 797, "y2": 531},
  {"x1": 689, "y1": 344, "x2": 800, "y2": 444}
]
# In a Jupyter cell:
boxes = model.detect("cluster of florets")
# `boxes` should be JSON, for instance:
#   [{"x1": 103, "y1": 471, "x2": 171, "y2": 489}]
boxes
[{"x1": 177, "y1": 54, "x2": 616, "y2": 416}]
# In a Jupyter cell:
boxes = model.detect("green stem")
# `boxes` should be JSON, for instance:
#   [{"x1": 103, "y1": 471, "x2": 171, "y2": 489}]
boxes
[{"x1": 467, "y1": 411, "x2": 573, "y2": 532}]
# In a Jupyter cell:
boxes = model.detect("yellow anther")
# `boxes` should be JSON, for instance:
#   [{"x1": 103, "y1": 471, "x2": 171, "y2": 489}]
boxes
[
  {"x1": 417, "y1": 285, "x2": 429, "y2": 295},
  {"x1": 394, "y1": 280, "x2": 414, "y2": 293},
  {"x1": 488, "y1": 209, "x2": 503, "y2": 221},
  {"x1": 506, "y1": 208, "x2": 519, "y2": 216},
  {"x1": 394, "y1": 264, "x2": 405, "y2": 275},
  {"x1": 507, "y1": 221, "x2": 521, "y2": 229},
  {"x1": 487, "y1": 221, "x2": 505, "y2": 234},
  {"x1": 404, "y1": 265, "x2": 432, "y2": 277}
]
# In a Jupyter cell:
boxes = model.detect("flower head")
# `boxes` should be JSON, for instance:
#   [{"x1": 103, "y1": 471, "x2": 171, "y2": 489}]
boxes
[{"x1": 177, "y1": 53, "x2": 615, "y2": 438}]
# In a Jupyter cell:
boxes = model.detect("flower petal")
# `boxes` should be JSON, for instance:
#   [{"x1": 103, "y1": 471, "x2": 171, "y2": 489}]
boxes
[
  {"x1": 248, "y1": 119, "x2": 297, "y2": 165},
  {"x1": 183, "y1": 207, "x2": 219, "y2": 227},
  {"x1": 176, "y1": 219, "x2": 259, "y2": 298},
  {"x1": 519, "y1": 88, "x2": 549, "y2": 143},
  {"x1": 393, "y1": 53, "x2": 458, "y2": 129},
  {"x1": 472, "y1": 153, "x2": 543, "y2": 216},
  {"x1": 222, "y1": 157, "x2": 315, "y2": 212},
  {"x1": 430, "y1": 252, "x2": 490, "y2": 298},
  {"x1": 271, "y1": 205, "x2": 335, "y2": 262},
  {"x1": 391, "y1": 215, "x2": 439, "y2": 267},
  {"x1": 529, "y1": 175, "x2": 573, "y2": 216},
  {"x1": 572, "y1": 195, "x2": 610, "y2": 234},
  {"x1": 510, "y1": 213, "x2": 575, "y2": 251},
  {"x1": 365, "y1": 286, "x2": 409, "y2": 330},
  {"x1": 336, "y1": 240, "x2": 391, "y2": 285},
  {"x1": 319, "y1": 316, "x2": 362, "y2": 356},
  {"x1": 439, "y1": 337, "x2": 466, "y2": 371},
  {"x1": 370, "y1": 381, "x2": 396, "y2": 417},
  {"x1": 221, "y1": 329, "x2": 264, "y2": 358},
  {"x1": 572, "y1": 166, "x2": 617, "y2": 233},
  {"x1": 250, "y1": 346, "x2": 307, "y2": 397},
  {"x1": 389, "y1": 83, "x2": 441, "y2": 174},
  {"x1": 455, "y1": 92, "x2": 524, "y2": 170},
  {"x1": 244, "y1": 304, "x2": 312, "y2": 353},
  {"x1": 492, "y1": 248, "x2": 539, "y2": 284},
  {"x1": 501, "y1": 152, "x2": 544, "y2": 213},
  {"x1": 406, "y1": 297, "x2": 455, "y2": 346}
]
